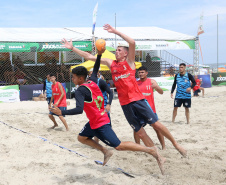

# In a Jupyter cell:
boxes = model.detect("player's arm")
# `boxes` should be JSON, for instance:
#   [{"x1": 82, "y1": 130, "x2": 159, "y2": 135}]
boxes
[
  {"x1": 103, "y1": 24, "x2": 135, "y2": 66},
  {"x1": 151, "y1": 79, "x2": 163, "y2": 94},
  {"x1": 187, "y1": 73, "x2": 196, "y2": 92},
  {"x1": 61, "y1": 38, "x2": 112, "y2": 68},
  {"x1": 49, "y1": 87, "x2": 54, "y2": 108},
  {"x1": 51, "y1": 88, "x2": 85, "y2": 116},
  {"x1": 171, "y1": 74, "x2": 177, "y2": 98}
]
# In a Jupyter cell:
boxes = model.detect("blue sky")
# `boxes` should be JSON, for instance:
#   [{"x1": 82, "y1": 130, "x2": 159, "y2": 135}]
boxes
[{"x1": 0, "y1": 0, "x2": 225, "y2": 65}]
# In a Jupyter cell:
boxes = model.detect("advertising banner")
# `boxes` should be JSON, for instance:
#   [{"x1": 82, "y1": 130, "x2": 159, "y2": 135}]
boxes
[
  {"x1": 211, "y1": 73, "x2": 226, "y2": 86},
  {"x1": 0, "y1": 41, "x2": 92, "y2": 53},
  {"x1": 0, "y1": 85, "x2": 20, "y2": 103},
  {"x1": 106, "y1": 40, "x2": 195, "y2": 51},
  {"x1": 198, "y1": 75, "x2": 212, "y2": 88},
  {"x1": 151, "y1": 77, "x2": 174, "y2": 91},
  {"x1": 20, "y1": 83, "x2": 67, "y2": 101}
]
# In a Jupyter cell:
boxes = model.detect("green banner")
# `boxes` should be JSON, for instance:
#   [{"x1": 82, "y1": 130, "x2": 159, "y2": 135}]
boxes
[
  {"x1": 0, "y1": 41, "x2": 92, "y2": 53},
  {"x1": 0, "y1": 85, "x2": 20, "y2": 103},
  {"x1": 211, "y1": 73, "x2": 226, "y2": 86}
]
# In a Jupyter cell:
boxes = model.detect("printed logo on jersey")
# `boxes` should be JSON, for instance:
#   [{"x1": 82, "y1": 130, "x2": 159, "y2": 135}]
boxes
[
  {"x1": 142, "y1": 93, "x2": 152, "y2": 96},
  {"x1": 123, "y1": 65, "x2": 127, "y2": 70},
  {"x1": 94, "y1": 96, "x2": 103, "y2": 111},
  {"x1": 115, "y1": 73, "x2": 130, "y2": 81}
]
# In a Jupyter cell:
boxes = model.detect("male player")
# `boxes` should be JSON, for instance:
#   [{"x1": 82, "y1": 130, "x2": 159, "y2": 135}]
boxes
[
  {"x1": 171, "y1": 63, "x2": 196, "y2": 124},
  {"x1": 51, "y1": 51, "x2": 165, "y2": 175},
  {"x1": 49, "y1": 74, "x2": 69, "y2": 131},
  {"x1": 43, "y1": 74, "x2": 52, "y2": 105},
  {"x1": 193, "y1": 75, "x2": 204, "y2": 97},
  {"x1": 61, "y1": 24, "x2": 186, "y2": 157},
  {"x1": 136, "y1": 66, "x2": 165, "y2": 150}
]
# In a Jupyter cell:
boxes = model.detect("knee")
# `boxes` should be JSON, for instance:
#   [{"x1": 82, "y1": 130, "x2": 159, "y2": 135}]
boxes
[
  {"x1": 77, "y1": 135, "x2": 88, "y2": 144},
  {"x1": 48, "y1": 114, "x2": 53, "y2": 118},
  {"x1": 152, "y1": 121, "x2": 163, "y2": 131},
  {"x1": 115, "y1": 143, "x2": 123, "y2": 151},
  {"x1": 136, "y1": 129, "x2": 148, "y2": 139}
]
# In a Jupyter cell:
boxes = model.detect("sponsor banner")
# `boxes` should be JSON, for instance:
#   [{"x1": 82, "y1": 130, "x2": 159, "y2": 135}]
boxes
[
  {"x1": 197, "y1": 75, "x2": 212, "y2": 88},
  {"x1": 0, "y1": 85, "x2": 20, "y2": 103},
  {"x1": 106, "y1": 40, "x2": 195, "y2": 50},
  {"x1": 0, "y1": 41, "x2": 92, "y2": 53},
  {"x1": 65, "y1": 82, "x2": 75, "y2": 99},
  {"x1": 211, "y1": 73, "x2": 226, "y2": 86},
  {"x1": 20, "y1": 83, "x2": 67, "y2": 101},
  {"x1": 150, "y1": 77, "x2": 174, "y2": 91}
]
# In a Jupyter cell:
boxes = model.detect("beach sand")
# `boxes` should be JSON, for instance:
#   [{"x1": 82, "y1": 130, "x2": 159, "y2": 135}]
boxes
[{"x1": 0, "y1": 86, "x2": 226, "y2": 185}]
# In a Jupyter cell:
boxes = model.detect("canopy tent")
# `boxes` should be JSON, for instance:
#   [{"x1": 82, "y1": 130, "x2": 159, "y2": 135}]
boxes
[
  {"x1": 70, "y1": 50, "x2": 142, "y2": 71},
  {"x1": 0, "y1": 27, "x2": 196, "y2": 52}
]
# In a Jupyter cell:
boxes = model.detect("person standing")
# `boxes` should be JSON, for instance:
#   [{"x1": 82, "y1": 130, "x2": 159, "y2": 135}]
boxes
[
  {"x1": 61, "y1": 24, "x2": 187, "y2": 157},
  {"x1": 136, "y1": 66, "x2": 165, "y2": 150},
  {"x1": 171, "y1": 63, "x2": 196, "y2": 124},
  {"x1": 49, "y1": 74, "x2": 69, "y2": 131},
  {"x1": 43, "y1": 74, "x2": 52, "y2": 105}
]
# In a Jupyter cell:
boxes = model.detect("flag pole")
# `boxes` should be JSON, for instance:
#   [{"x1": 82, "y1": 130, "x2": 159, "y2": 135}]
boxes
[{"x1": 217, "y1": 14, "x2": 219, "y2": 72}]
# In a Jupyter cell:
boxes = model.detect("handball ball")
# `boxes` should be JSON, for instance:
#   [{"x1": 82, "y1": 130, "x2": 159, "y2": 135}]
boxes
[{"x1": 95, "y1": 39, "x2": 106, "y2": 51}]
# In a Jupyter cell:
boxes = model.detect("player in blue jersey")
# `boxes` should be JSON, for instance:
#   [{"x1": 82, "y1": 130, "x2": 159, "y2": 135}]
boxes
[{"x1": 171, "y1": 63, "x2": 196, "y2": 124}]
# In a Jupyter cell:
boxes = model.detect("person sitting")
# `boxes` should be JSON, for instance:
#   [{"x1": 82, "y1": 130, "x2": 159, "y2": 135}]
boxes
[{"x1": 15, "y1": 69, "x2": 27, "y2": 85}]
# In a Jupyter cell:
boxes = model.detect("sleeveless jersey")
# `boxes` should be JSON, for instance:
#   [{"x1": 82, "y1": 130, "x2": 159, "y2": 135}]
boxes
[
  {"x1": 193, "y1": 79, "x2": 201, "y2": 91},
  {"x1": 45, "y1": 79, "x2": 52, "y2": 98},
  {"x1": 110, "y1": 60, "x2": 144, "y2": 105},
  {"x1": 52, "y1": 82, "x2": 67, "y2": 107},
  {"x1": 137, "y1": 78, "x2": 156, "y2": 113},
  {"x1": 175, "y1": 73, "x2": 191, "y2": 99},
  {"x1": 81, "y1": 81, "x2": 110, "y2": 129},
  {"x1": 97, "y1": 78, "x2": 108, "y2": 107}
]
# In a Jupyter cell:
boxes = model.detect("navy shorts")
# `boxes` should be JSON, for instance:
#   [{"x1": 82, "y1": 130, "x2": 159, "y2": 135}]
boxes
[
  {"x1": 142, "y1": 113, "x2": 158, "y2": 127},
  {"x1": 194, "y1": 89, "x2": 201, "y2": 96},
  {"x1": 79, "y1": 123, "x2": 121, "y2": 148},
  {"x1": 49, "y1": 107, "x2": 66, "y2": 117},
  {"x1": 46, "y1": 97, "x2": 52, "y2": 105},
  {"x1": 174, "y1": 98, "x2": 191, "y2": 108},
  {"x1": 121, "y1": 99, "x2": 158, "y2": 132}
]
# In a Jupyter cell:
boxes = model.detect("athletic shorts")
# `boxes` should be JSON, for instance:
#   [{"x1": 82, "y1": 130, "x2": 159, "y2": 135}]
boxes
[
  {"x1": 49, "y1": 107, "x2": 66, "y2": 117},
  {"x1": 194, "y1": 89, "x2": 201, "y2": 96},
  {"x1": 79, "y1": 123, "x2": 121, "y2": 147},
  {"x1": 46, "y1": 97, "x2": 51, "y2": 105},
  {"x1": 121, "y1": 99, "x2": 158, "y2": 132},
  {"x1": 142, "y1": 113, "x2": 158, "y2": 127},
  {"x1": 174, "y1": 98, "x2": 191, "y2": 108}
]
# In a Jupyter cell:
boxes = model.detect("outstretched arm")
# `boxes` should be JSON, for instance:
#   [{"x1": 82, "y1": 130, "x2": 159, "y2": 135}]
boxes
[
  {"x1": 103, "y1": 24, "x2": 135, "y2": 65},
  {"x1": 61, "y1": 38, "x2": 112, "y2": 68},
  {"x1": 151, "y1": 79, "x2": 163, "y2": 94}
]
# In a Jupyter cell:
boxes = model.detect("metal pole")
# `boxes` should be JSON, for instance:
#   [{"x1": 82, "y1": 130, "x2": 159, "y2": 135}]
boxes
[{"x1": 217, "y1": 14, "x2": 219, "y2": 72}]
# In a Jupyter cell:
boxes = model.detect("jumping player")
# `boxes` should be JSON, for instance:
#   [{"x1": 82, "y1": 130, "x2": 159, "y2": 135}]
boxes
[
  {"x1": 136, "y1": 66, "x2": 165, "y2": 150},
  {"x1": 50, "y1": 51, "x2": 165, "y2": 175},
  {"x1": 61, "y1": 24, "x2": 187, "y2": 157},
  {"x1": 49, "y1": 74, "x2": 69, "y2": 131}
]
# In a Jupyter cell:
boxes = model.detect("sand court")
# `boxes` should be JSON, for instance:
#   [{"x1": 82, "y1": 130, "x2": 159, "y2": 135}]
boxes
[{"x1": 0, "y1": 86, "x2": 226, "y2": 185}]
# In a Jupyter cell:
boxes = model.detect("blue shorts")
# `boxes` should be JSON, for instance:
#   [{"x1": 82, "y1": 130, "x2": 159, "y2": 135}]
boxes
[
  {"x1": 194, "y1": 89, "x2": 201, "y2": 96},
  {"x1": 121, "y1": 99, "x2": 158, "y2": 132},
  {"x1": 79, "y1": 123, "x2": 121, "y2": 148},
  {"x1": 46, "y1": 97, "x2": 52, "y2": 105},
  {"x1": 49, "y1": 107, "x2": 66, "y2": 117},
  {"x1": 174, "y1": 98, "x2": 191, "y2": 108},
  {"x1": 142, "y1": 113, "x2": 158, "y2": 127}
]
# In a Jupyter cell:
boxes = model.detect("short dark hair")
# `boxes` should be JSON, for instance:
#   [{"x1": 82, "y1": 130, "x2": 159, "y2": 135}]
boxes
[
  {"x1": 49, "y1": 74, "x2": 55, "y2": 77},
  {"x1": 179, "y1": 63, "x2": 186, "y2": 67},
  {"x1": 138, "y1": 66, "x2": 147, "y2": 71},
  {"x1": 72, "y1": 66, "x2": 88, "y2": 79}
]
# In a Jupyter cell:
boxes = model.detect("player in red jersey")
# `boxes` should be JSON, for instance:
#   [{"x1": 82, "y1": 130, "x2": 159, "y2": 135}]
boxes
[
  {"x1": 193, "y1": 75, "x2": 204, "y2": 97},
  {"x1": 49, "y1": 74, "x2": 69, "y2": 131},
  {"x1": 51, "y1": 51, "x2": 165, "y2": 174},
  {"x1": 61, "y1": 24, "x2": 187, "y2": 157},
  {"x1": 136, "y1": 66, "x2": 165, "y2": 150}
]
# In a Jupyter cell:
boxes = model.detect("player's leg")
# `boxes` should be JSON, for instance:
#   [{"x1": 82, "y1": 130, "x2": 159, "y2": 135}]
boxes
[
  {"x1": 185, "y1": 108, "x2": 189, "y2": 124},
  {"x1": 172, "y1": 99, "x2": 182, "y2": 122},
  {"x1": 133, "y1": 130, "x2": 141, "y2": 144},
  {"x1": 58, "y1": 116, "x2": 69, "y2": 131},
  {"x1": 135, "y1": 127, "x2": 155, "y2": 147},
  {"x1": 183, "y1": 99, "x2": 191, "y2": 124},
  {"x1": 153, "y1": 128, "x2": 165, "y2": 150},
  {"x1": 79, "y1": 123, "x2": 113, "y2": 165},
  {"x1": 200, "y1": 87, "x2": 204, "y2": 97},
  {"x1": 48, "y1": 114, "x2": 58, "y2": 129}
]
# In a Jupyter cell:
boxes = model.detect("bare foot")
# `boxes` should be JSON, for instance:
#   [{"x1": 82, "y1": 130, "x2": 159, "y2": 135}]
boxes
[
  {"x1": 148, "y1": 146, "x2": 166, "y2": 175},
  {"x1": 175, "y1": 144, "x2": 187, "y2": 157},
  {"x1": 103, "y1": 150, "x2": 113, "y2": 166},
  {"x1": 50, "y1": 125, "x2": 58, "y2": 129}
]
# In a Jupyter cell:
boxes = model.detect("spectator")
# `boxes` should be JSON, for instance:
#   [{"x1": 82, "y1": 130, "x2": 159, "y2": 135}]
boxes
[{"x1": 15, "y1": 68, "x2": 27, "y2": 85}]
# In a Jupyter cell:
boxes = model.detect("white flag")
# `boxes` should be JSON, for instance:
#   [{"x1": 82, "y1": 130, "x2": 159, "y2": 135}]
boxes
[
  {"x1": 197, "y1": 12, "x2": 204, "y2": 35},
  {"x1": 92, "y1": 2, "x2": 98, "y2": 35}
]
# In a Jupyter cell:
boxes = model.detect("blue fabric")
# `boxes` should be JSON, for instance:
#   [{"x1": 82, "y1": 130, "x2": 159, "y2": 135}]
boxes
[
  {"x1": 97, "y1": 78, "x2": 108, "y2": 107},
  {"x1": 175, "y1": 73, "x2": 191, "y2": 99},
  {"x1": 45, "y1": 79, "x2": 52, "y2": 98}
]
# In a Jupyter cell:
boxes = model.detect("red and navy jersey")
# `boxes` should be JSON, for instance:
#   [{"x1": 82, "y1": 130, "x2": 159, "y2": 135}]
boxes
[
  {"x1": 137, "y1": 78, "x2": 156, "y2": 113},
  {"x1": 52, "y1": 82, "x2": 67, "y2": 107},
  {"x1": 193, "y1": 79, "x2": 201, "y2": 91},
  {"x1": 110, "y1": 60, "x2": 144, "y2": 105},
  {"x1": 81, "y1": 80, "x2": 110, "y2": 129}
]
